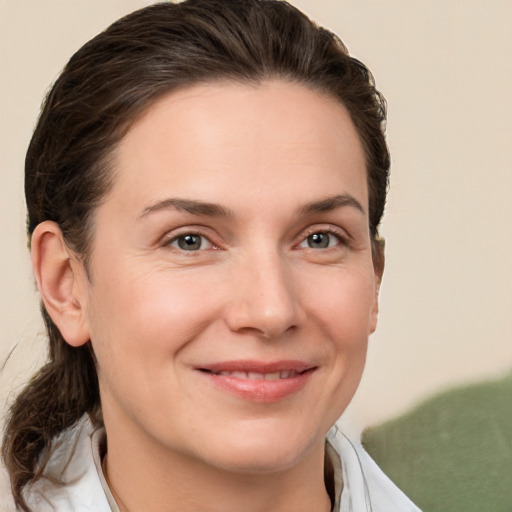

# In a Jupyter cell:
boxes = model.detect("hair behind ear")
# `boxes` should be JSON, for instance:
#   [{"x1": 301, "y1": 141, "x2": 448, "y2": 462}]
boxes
[
  {"x1": 1, "y1": 310, "x2": 100, "y2": 512},
  {"x1": 372, "y1": 237, "x2": 385, "y2": 282}
]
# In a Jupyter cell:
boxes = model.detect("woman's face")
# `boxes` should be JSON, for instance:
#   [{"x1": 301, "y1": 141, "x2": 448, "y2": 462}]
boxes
[{"x1": 79, "y1": 80, "x2": 380, "y2": 473}]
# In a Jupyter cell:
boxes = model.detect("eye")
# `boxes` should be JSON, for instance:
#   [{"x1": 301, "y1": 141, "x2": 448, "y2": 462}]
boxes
[
  {"x1": 299, "y1": 231, "x2": 341, "y2": 249},
  {"x1": 167, "y1": 233, "x2": 214, "y2": 251}
]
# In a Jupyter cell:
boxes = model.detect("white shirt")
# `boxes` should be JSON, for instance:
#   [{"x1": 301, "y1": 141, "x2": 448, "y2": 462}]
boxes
[{"x1": 0, "y1": 416, "x2": 421, "y2": 512}]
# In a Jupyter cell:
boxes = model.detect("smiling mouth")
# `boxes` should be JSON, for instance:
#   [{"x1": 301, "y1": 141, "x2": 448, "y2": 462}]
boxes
[
  {"x1": 199, "y1": 369, "x2": 304, "y2": 380},
  {"x1": 196, "y1": 362, "x2": 315, "y2": 401}
]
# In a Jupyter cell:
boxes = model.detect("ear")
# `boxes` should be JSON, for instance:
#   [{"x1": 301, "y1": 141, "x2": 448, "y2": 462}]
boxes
[
  {"x1": 370, "y1": 238, "x2": 385, "y2": 334},
  {"x1": 31, "y1": 221, "x2": 90, "y2": 347}
]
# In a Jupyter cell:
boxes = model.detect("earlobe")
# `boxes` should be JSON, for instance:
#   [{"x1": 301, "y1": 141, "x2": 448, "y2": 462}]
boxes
[{"x1": 31, "y1": 221, "x2": 90, "y2": 347}]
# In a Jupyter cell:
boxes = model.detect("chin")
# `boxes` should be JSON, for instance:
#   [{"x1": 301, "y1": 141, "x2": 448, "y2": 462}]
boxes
[
  {"x1": 196, "y1": 423, "x2": 323, "y2": 475},
  {"x1": 210, "y1": 447, "x2": 306, "y2": 475}
]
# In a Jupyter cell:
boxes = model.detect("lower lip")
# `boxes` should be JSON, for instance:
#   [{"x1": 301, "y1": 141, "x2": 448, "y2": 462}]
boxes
[{"x1": 199, "y1": 370, "x2": 315, "y2": 402}]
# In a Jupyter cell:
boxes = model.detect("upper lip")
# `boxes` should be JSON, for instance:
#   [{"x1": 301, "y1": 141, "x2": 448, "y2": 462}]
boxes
[{"x1": 197, "y1": 360, "x2": 315, "y2": 375}]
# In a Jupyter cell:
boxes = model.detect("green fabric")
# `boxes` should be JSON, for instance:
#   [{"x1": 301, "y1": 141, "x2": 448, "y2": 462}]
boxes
[{"x1": 362, "y1": 374, "x2": 512, "y2": 512}]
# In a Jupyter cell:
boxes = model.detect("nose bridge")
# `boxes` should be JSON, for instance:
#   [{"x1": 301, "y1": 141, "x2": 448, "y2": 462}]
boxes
[{"x1": 226, "y1": 244, "x2": 301, "y2": 338}]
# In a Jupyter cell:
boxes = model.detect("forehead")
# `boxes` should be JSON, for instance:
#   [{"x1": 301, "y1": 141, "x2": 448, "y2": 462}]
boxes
[{"x1": 108, "y1": 80, "x2": 367, "y2": 217}]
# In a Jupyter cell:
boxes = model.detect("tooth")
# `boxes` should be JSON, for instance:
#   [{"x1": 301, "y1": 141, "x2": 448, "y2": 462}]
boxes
[
  {"x1": 280, "y1": 371, "x2": 298, "y2": 378},
  {"x1": 218, "y1": 371, "x2": 245, "y2": 378},
  {"x1": 248, "y1": 372, "x2": 264, "y2": 380},
  {"x1": 265, "y1": 372, "x2": 280, "y2": 380}
]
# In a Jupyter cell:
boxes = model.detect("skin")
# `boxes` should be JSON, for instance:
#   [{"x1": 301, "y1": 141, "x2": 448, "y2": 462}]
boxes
[{"x1": 33, "y1": 80, "x2": 382, "y2": 512}]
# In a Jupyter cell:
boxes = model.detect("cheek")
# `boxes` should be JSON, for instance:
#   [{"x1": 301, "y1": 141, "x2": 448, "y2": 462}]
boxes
[
  {"x1": 285, "y1": 267, "x2": 373, "y2": 428},
  {"x1": 304, "y1": 264, "x2": 375, "y2": 393},
  {"x1": 87, "y1": 264, "x2": 225, "y2": 360},
  {"x1": 303, "y1": 263, "x2": 377, "y2": 341}
]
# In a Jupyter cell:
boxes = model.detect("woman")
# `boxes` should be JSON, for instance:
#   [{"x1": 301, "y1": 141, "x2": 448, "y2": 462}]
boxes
[{"x1": 1, "y1": 1, "x2": 420, "y2": 511}]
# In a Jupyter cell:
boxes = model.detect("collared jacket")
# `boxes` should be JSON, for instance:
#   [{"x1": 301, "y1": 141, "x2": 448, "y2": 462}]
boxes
[{"x1": 1, "y1": 416, "x2": 421, "y2": 512}]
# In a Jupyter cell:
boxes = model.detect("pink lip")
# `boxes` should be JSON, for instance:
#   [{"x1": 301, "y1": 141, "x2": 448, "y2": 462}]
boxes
[{"x1": 196, "y1": 360, "x2": 316, "y2": 403}]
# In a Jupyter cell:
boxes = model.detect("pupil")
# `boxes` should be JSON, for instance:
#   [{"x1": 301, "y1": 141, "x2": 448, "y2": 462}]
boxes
[
  {"x1": 178, "y1": 235, "x2": 201, "y2": 250},
  {"x1": 308, "y1": 232, "x2": 329, "y2": 248}
]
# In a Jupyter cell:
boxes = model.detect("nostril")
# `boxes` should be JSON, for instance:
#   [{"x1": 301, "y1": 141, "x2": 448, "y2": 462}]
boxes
[{"x1": 223, "y1": 274, "x2": 302, "y2": 339}]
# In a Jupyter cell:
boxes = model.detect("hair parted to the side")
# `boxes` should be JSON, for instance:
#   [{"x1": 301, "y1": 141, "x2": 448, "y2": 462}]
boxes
[{"x1": 2, "y1": 0, "x2": 389, "y2": 509}]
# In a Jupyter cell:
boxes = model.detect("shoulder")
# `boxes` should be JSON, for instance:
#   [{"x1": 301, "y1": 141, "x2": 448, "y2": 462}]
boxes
[
  {"x1": 22, "y1": 415, "x2": 112, "y2": 512},
  {"x1": 327, "y1": 424, "x2": 422, "y2": 512},
  {"x1": 0, "y1": 463, "x2": 16, "y2": 512}
]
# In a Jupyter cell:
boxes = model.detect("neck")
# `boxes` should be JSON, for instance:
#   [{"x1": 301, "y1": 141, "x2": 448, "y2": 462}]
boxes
[{"x1": 102, "y1": 421, "x2": 332, "y2": 512}]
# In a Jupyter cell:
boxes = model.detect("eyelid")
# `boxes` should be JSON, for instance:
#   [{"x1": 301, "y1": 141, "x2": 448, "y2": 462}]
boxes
[
  {"x1": 168, "y1": 234, "x2": 214, "y2": 251},
  {"x1": 295, "y1": 224, "x2": 350, "y2": 248},
  {"x1": 160, "y1": 226, "x2": 221, "y2": 251}
]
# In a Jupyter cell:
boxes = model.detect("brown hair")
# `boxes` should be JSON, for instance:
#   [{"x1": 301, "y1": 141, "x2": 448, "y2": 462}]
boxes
[{"x1": 2, "y1": 0, "x2": 389, "y2": 509}]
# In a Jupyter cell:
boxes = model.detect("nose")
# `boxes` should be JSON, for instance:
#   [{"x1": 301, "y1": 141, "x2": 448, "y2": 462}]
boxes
[{"x1": 224, "y1": 250, "x2": 304, "y2": 339}]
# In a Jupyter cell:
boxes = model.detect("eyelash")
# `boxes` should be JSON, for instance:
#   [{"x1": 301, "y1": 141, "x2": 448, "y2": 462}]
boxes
[
  {"x1": 296, "y1": 226, "x2": 348, "y2": 250},
  {"x1": 164, "y1": 231, "x2": 217, "y2": 252},
  {"x1": 162, "y1": 225, "x2": 349, "y2": 253}
]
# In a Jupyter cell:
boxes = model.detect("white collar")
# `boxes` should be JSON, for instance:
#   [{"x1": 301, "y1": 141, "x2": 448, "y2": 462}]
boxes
[{"x1": 10, "y1": 416, "x2": 420, "y2": 512}]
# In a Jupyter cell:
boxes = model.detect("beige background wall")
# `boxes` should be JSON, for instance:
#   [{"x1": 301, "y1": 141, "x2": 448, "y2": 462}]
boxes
[{"x1": 1, "y1": 0, "x2": 511, "y2": 434}]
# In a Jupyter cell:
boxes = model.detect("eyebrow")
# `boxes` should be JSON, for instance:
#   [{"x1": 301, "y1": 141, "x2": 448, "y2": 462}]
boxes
[
  {"x1": 299, "y1": 194, "x2": 366, "y2": 216},
  {"x1": 139, "y1": 193, "x2": 365, "y2": 220},
  {"x1": 140, "y1": 198, "x2": 233, "y2": 219}
]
